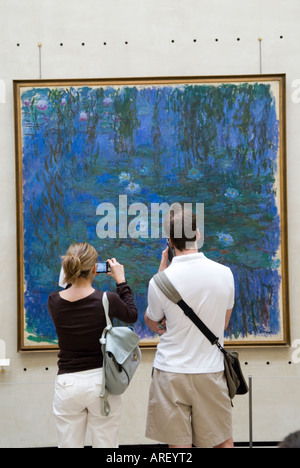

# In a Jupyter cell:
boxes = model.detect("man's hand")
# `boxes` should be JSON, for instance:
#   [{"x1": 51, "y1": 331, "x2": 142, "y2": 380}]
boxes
[
  {"x1": 158, "y1": 247, "x2": 169, "y2": 272},
  {"x1": 144, "y1": 310, "x2": 166, "y2": 335}
]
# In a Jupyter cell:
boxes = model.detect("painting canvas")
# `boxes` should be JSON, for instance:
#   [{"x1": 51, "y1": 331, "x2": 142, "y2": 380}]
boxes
[{"x1": 14, "y1": 75, "x2": 289, "y2": 351}]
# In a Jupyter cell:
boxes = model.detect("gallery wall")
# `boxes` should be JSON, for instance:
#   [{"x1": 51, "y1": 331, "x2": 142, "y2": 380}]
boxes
[{"x1": 1, "y1": 0, "x2": 300, "y2": 447}]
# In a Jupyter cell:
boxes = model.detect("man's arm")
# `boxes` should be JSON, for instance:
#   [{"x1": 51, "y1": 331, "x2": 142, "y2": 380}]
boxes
[
  {"x1": 144, "y1": 247, "x2": 169, "y2": 336},
  {"x1": 225, "y1": 267, "x2": 235, "y2": 330},
  {"x1": 144, "y1": 309, "x2": 166, "y2": 335},
  {"x1": 225, "y1": 308, "x2": 232, "y2": 330}
]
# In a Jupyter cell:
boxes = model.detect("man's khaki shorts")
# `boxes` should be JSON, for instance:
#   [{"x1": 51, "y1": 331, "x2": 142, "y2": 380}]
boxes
[{"x1": 145, "y1": 368, "x2": 232, "y2": 447}]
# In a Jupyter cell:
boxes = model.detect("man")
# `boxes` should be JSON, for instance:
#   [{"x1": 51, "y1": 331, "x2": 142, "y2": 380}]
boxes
[{"x1": 145, "y1": 209, "x2": 234, "y2": 448}]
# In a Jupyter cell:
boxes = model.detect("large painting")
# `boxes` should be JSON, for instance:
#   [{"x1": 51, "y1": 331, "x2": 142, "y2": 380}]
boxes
[{"x1": 14, "y1": 75, "x2": 289, "y2": 351}]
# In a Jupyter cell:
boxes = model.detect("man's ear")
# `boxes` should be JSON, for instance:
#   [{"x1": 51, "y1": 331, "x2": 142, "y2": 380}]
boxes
[{"x1": 169, "y1": 238, "x2": 175, "y2": 248}]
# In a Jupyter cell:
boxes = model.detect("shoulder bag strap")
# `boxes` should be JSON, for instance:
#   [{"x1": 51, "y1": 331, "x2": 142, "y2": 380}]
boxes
[{"x1": 153, "y1": 271, "x2": 224, "y2": 351}]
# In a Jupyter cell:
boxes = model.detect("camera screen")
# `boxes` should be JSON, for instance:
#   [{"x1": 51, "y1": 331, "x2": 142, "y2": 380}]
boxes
[{"x1": 97, "y1": 262, "x2": 107, "y2": 273}]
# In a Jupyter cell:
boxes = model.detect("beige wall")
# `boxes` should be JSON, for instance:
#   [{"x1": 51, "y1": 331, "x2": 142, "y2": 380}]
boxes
[{"x1": 1, "y1": 0, "x2": 300, "y2": 447}]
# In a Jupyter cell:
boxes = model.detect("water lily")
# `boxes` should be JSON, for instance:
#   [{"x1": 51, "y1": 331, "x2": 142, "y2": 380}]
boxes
[
  {"x1": 218, "y1": 232, "x2": 234, "y2": 246},
  {"x1": 140, "y1": 166, "x2": 148, "y2": 175},
  {"x1": 136, "y1": 220, "x2": 148, "y2": 234},
  {"x1": 103, "y1": 97, "x2": 113, "y2": 107},
  {"x1": 188, "y1": 167, "x2": 202, "y2": 180},
  {"x1": 225, "y1": 188, "x2": 239, "y2": 199},
  {"x1": 126, "y1": 182, "x2": 141, "y2": 194},
  {"x1": 61, "y1": 97, "x2": 67, "y2": 106},
  {"x1": 79, "y1": 111, "x2": 88, "y2": 121},
  {"x1": 36, "y1": 99, "x2": 48, "y2": 111},
  {"x1": 119, "y1": 172, "x2": 132, "y2": 183}
]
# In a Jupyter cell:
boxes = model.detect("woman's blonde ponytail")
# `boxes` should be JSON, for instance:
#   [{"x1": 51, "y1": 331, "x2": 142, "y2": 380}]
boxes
[{"x1": 62, "y1": 243, "x2": 98, "y2": 284}]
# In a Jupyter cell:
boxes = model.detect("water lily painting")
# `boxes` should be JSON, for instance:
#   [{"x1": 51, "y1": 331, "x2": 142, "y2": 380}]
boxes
[{"x1": 14, "y1": 75, "x2": 289, "y2": 350}]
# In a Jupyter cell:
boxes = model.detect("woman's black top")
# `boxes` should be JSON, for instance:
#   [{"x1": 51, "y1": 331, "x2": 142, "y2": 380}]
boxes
[{"x1": 48, "y1": 282, "x2": 138, "y2": 374}]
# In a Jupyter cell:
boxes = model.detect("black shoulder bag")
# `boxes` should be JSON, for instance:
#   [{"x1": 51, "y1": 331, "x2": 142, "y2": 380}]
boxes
[{"x1": 153, "y1": 271, "x2": 248, "y2": 400}]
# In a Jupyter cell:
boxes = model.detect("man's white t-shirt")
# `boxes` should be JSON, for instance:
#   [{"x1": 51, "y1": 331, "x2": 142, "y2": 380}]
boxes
[{"x1": 147, "y1": 253, "x2": 234, "y2": 374}]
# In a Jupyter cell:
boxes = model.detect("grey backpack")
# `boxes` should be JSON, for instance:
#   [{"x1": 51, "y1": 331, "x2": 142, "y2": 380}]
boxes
[{"x1": 99, "y1": 292, "x2": 141, "y2": 416}]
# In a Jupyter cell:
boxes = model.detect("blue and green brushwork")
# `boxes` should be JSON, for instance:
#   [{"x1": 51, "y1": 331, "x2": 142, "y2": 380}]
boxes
[{"x1": 20, "y1": 81, "x2": 281, "y2": 344}]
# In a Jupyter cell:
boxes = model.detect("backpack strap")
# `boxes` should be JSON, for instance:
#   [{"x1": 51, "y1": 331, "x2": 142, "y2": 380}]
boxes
[
  {"x1": 102, "y1": 291, "x2": 112, "y2": 327},
  {"x1": 99, "y1": 292, "x2": 112, "y2": 416}
]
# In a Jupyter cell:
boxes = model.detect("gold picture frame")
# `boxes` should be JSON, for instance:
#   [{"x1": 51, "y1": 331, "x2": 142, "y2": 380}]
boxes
[{"x1": 14, "y1": 74, "x2": 289, "y2": 350}]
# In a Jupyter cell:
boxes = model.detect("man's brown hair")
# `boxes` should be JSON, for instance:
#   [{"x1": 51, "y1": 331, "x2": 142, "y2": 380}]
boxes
[{"x1": 167, "y1": 206, "x2": 197, "y2": 251}]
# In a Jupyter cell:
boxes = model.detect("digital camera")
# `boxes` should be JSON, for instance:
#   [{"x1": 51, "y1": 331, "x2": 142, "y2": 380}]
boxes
[{"x1": 96, "y1": 262, "x2": 111, "y2": 274}]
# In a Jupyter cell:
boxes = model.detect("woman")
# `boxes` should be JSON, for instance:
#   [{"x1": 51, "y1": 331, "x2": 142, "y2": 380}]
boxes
[{"x1": 48, "y1": 242, "x2": 138, "y2": 448}]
